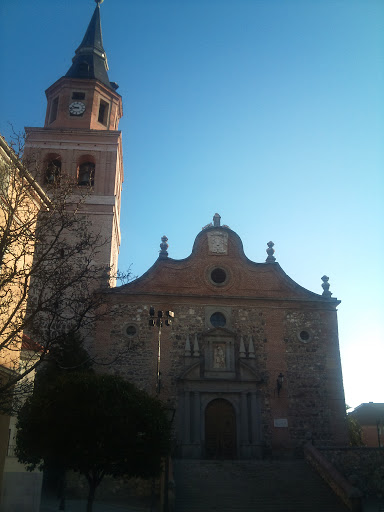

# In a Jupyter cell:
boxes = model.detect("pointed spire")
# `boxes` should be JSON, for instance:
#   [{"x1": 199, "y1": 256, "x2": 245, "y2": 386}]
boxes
[
  {"x1": 193, "y1": 334, "x2": 200, "y2": 357},
  {"x1": 184, "y1": 335, "x2": 191, "y2": 357},
  {"x1": 65, "y1": 1, "x2": 114, "y2": 90},
  {"x1": 239, "y1": 336, "x2": 246, "y2": 358},
  {"x1": 248, "y1": 336, "x2": 255, "y2": 359},
  {"x1": 78, "y1": 2, "x2": 105, "y2": 54}
]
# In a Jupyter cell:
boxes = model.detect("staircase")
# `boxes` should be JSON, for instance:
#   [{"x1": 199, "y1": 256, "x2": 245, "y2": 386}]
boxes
[{"x1": 174, "y1": 459, "x2": 349, "y2": 512}]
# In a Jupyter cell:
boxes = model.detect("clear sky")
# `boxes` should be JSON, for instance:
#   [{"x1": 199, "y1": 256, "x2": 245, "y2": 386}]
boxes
[{"x1": 0, "y1": 0, "x2": 383, "y2": 409}]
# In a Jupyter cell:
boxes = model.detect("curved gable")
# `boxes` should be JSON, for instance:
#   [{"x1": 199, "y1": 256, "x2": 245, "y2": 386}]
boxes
[{"x1": 111, "y1": 224, "x2": 338, "y2": 304}]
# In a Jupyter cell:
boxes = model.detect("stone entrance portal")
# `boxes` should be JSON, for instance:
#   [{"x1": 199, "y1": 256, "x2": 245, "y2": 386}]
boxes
[{"x1": 205, "y1": 398, "x2": 237, "y2": 459}]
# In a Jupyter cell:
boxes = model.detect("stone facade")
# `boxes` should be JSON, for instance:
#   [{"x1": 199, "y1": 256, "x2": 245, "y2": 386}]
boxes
[{"x1": 95, "y1": 219, "x2": 348, "y2": 458}]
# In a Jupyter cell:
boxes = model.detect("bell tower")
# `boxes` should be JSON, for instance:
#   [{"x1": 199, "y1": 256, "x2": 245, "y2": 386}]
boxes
[{"x1": 24, "y1": 0, "x2": 123, "y2": 285}]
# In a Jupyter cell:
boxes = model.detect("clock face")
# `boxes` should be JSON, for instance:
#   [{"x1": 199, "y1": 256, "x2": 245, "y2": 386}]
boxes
[{"x1": 69, "y1": 101, "x2": 86, "y2": 116}]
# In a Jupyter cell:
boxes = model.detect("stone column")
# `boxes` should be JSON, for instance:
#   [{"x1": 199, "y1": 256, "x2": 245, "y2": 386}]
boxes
[
  {"x1": 251, "y1": 392, "x2": 261, "y2": 443},
  {"x1": 183, "y1": 391, "x2": 191, "y2": 444},
  {"x1": 240, "y1": 392, "x2": 249, "y2": 444},
  {"x1": 193, "y1": 392, "x2": 201, "y2": 454}
]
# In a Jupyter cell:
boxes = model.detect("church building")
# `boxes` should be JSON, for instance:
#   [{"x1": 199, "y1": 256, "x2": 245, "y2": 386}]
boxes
[
  {"x1": 23, "y1": 0, "x2": 347, "y2": 462},
  {"x1": 96, "y1": 214, "x2": 348, "y2": 458}
]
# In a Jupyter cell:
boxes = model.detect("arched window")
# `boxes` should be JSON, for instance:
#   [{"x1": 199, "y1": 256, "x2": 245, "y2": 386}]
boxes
[
  {"x1": 77, "y1": 162, "x2": 95, "y2": 186},
  {"x1": 45, "y1": 158, "x2": 61, "y2": 185}
]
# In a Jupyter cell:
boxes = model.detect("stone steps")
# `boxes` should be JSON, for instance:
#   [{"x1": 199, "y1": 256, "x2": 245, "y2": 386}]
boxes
[{"x1": 174, "y1": 459, "x2": 349, "y2": 512}]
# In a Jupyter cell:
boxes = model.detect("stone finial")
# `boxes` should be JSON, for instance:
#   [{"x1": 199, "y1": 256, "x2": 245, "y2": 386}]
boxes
[
  {"x1": 213, "y1": 213, "x2": 221, "y2": 227},
  {"x1": 159, "y1": 235, "x2": 169, "y2": 259},
  {"x1": 239, "y1": 336, "x2": 246, "y2": 358},
  {"x1": 184, "y1": 335, "x2": 191, "y2": 357},
  {"x1": 248, "y1": 336, "x2": 255, "y2": 359},
  {"x1": 321, "y1": 275, "x2": 332, "y2": 298},
  {"x1": 266, "y1": 241, "x2": 276, "y2": 262},
  {"x1": 193, "y1": 334, "x2": 200, "y2": 357}
]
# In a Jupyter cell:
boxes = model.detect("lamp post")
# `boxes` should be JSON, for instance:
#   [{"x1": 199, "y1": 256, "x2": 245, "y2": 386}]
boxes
[
  {"x1": 148, "y1": 308, "x2": 175, "y2": 512},
  {"x1": 149, "y1": 307, "x2": 174, "y2": 394},
  {"x1": 163, "y1": 402, "x2": 176, "y2": 512},
  {"x1": 277, "y1": 373, "x2": 284, "y2": 397}
]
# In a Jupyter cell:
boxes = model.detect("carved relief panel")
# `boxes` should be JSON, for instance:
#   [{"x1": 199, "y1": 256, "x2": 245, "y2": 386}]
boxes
[{"x1": 204, "y1": 329, "x2": 236, "y2": 379}]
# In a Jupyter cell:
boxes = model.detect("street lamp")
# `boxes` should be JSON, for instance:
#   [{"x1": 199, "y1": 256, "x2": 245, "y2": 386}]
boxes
[
  {"x1": 149, "y1": 307, "x2": 174, "y2": 394},
  {"x1": 277, "y1": 373, "x2": 284, "y2": 397}
]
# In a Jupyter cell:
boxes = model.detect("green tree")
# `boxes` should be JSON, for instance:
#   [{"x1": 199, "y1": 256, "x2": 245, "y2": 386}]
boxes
[
  {"x1": 15, "y1": 373, "x2": 170, "y2": 512},
  {"x1": 35, "y1": 331, "x2": 93, "y2": 385},
  {"x1": 346, "y1": 405, "x2": 364, "y2": 447}
]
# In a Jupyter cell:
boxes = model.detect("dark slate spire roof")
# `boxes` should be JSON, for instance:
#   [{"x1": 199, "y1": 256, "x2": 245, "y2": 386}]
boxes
[{"x1": 65, "y1": 2, "x2": 113, "y2": 89}]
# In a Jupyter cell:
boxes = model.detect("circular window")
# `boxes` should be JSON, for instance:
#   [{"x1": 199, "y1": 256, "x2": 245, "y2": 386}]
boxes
[
  {"x1": 126, "y1": 325, "x2": 137, "y2": 337},
  {"x1": 210, "y1": 312, "x2": 226, "y2": 328},
  {"x1": 211, "y1": 268, "x2": 227, "y2": 284},
  {"x1": 298, "y1": 330, "x2": 311, "y2": 342}
]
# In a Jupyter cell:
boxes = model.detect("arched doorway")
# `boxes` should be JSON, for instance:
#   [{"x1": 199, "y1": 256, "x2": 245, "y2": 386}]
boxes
[{"x1": 205, "y1": 398, "x2": 237, "y2": 459}]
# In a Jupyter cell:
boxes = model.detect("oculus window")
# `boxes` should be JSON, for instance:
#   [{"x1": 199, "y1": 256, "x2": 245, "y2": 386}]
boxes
[
  {"x1": 210, "y1": 267, "x2": 227, "y2": 284},
  {"x1": 210, "y1": 312, "x2": 226, "y2": 328}
]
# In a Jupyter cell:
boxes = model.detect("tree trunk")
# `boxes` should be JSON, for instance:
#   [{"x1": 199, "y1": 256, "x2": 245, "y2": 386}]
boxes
[
  {"x1": 58, "y1": 471, "x2": 66, "y2": 510},
  {"x1": 86, "y1": 481, "x2": 97, "y2": 512}
]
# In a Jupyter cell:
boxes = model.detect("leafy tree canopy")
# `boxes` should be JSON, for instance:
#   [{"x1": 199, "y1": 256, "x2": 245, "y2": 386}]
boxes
[{"x1": 16, "y1": 372, "x2": 171, "y2": 510}]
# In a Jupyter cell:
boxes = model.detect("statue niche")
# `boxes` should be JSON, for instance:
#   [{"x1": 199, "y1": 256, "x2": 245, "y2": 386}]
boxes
[{"x1": 204, "y1": 327, "x2": 235, "y2": 379}]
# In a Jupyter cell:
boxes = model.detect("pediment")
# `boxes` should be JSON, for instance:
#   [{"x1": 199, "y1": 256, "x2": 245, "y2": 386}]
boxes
[
  {"x1": 239, "y1": 361, "x2": 263, "y2": 382},
  {"x1": 108, "y1": 225, "x2": 338, "y2": 306},
  {"x1": 179, "y1": 361, "x2": 201, "y2": 381}
]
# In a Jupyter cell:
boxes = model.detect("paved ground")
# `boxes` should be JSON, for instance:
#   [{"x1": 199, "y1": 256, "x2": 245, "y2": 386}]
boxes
[
  {"x1": 362, "y1": 498, "x2": 384, "y2": 512},
  {"x1": 39, "y1": 493, "x2": 384, "y2": 512},
  {"x1": 40, "y1": 495, "x2": 153, "y2": 511},
  {"x1": 41, "y1": 497, "x2": 384, "y2": 512},
  {"x1": 174, "y1": 459, "x2": 350, "y2": 512}
]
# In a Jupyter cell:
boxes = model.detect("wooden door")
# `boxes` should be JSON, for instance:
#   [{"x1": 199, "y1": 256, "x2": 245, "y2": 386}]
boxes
[{"x1": 205, "y1": 398, "x2": 237, "y2": 459}]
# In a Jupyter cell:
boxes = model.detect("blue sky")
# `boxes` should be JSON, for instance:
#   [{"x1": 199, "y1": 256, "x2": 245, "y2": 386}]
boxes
[{"x1": 1, "y1": 0, "x2": 383, "y2": 409}]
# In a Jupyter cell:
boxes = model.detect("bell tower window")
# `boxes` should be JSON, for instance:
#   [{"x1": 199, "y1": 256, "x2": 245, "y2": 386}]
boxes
[
  {"x1": 78, "y1": 162, "x2": 95, "y2": 187},
  {"x1": 72, "y1": 92, "x2": 85, "y2": 100},
  {"x1": 78, "y1": 62, "x2": 89, "y2": 77},
  {"x1": 49, "y1": 97, "x2": 59, "y2": 124},
  {"x1": 45, "y1": 158, "x2": 61, "y2": 184},
  {"x1": 98, "y1": 100, "x2": 109, "y2": 126}
]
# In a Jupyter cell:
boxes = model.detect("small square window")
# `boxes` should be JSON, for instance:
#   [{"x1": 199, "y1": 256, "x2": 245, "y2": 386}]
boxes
[{"x1": 72, "y1": 92, "x2": 85, "y2": 100}]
